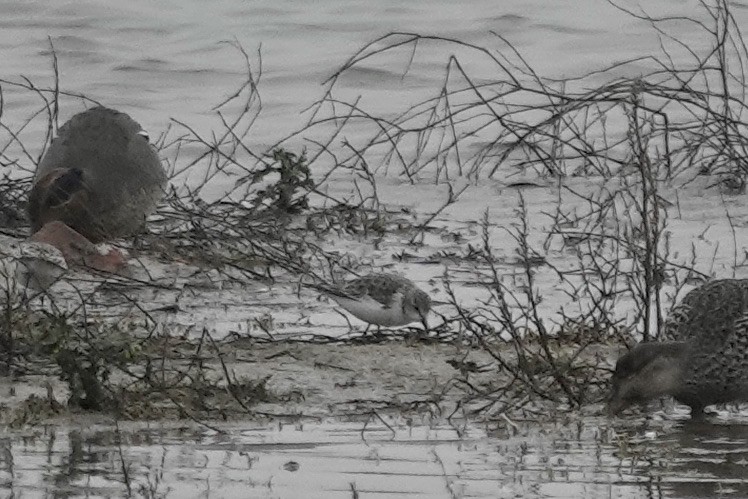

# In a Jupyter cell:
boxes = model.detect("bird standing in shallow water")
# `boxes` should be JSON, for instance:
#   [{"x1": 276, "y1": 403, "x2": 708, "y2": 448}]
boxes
[
  {"x1": 313, "y1": 273, "x2": 431, "y2": 332},
  {"x1": 609, "y1": 279, "x2": 748, "y2": 419}
]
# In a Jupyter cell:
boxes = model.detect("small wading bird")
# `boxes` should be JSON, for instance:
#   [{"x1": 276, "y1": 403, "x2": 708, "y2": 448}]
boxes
[
  {"x1": 311, "y1": 273, "x2": 431, "y2": 333},
  {"x1": 609, "y1": 279, "x2": 748, "y2": 420},
  {"x1": 23, "y1": 106, "x2": 167, "y2": 282}
]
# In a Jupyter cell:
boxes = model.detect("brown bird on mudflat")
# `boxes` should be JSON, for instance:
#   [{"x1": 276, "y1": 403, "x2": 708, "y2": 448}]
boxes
[{"x1": 28, "y1": 106, "x2": 166, "y2": 243}]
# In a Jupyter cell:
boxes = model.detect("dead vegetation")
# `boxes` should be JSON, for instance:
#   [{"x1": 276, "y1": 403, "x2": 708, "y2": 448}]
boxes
[{"x1": 0, "y1": 1, "x2": 746, "y2": 426}]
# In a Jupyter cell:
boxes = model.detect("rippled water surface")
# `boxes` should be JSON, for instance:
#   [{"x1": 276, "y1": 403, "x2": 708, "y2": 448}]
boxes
[
  {"x1": 3, "y1": 1, "x2": 748, "y2": 497},
  {"x1": 3, "y1": 416, "x2": 748, "y2": 498},
  {"x1": 0, "y1": 0, "x2": 732, "y2": 148}
]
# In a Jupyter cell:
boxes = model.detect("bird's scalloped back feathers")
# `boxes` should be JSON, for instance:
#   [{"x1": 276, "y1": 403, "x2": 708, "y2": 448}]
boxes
[
  {"x1": 340, "y1": 273, "x2": 414, "y2": 307},
  {"x1": 662, "y1": 279, "x2": 748, "y2": 345}
]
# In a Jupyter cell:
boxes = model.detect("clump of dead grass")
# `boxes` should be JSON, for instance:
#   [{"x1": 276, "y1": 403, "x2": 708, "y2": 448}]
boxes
[{"x1": 287, "y1": 0, "x2": 748, "y2": 417}]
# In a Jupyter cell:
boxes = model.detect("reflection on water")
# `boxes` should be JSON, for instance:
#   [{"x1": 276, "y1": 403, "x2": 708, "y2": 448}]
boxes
[{"x1": 0, "y1": 416, "x2": 747, "y2": 498}]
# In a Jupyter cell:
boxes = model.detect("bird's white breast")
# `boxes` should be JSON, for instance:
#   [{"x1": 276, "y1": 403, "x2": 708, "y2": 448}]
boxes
[{"x1": 333, "y1": 292, "x2": 419, "y2": 327}]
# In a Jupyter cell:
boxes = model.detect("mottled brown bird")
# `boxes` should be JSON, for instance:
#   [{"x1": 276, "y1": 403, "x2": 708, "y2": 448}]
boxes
[{"x1": 609, "y1": 279, "x2": 748, "y2": 419}]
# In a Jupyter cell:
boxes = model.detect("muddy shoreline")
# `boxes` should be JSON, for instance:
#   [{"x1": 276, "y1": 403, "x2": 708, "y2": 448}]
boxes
[{"x1": 0, "y1": 337, "x2": 619, "y2": 428}]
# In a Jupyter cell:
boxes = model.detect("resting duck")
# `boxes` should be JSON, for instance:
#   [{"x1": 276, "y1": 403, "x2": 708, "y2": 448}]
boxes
[
  {"x1": 609, "y1": 279, "x2": 748, "y2": 419},
  {"x1": 29, "y1": 106, "x2": 166, "y2": 243},
  {"x1": 26, "y1": 107, "x2": 166, "y2": 274}
]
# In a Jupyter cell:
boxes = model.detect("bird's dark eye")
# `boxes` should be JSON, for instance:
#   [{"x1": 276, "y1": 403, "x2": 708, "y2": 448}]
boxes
[{"x1": 137, "y1": 130, "x2": 150, "y2": 141}]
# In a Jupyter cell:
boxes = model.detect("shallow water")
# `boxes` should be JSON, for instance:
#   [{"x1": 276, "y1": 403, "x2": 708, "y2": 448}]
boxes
[
  {"x1": 2, "y1": 415, "x2": 748, "y2": 498},
  {"x1": 3, "y1": 1, "x2": 748, "y2": 498}
]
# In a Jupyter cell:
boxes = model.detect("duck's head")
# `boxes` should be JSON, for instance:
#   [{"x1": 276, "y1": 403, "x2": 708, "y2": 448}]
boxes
[{"x1": 608, "y1": 341, "x2": 689, "y2": 416}]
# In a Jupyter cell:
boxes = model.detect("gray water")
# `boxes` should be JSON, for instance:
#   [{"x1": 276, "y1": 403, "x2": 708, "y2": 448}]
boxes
[
  {"x1": 3, "y1": 1, "x2": 748, "y2": 497},
  {"x1": 0, "y1": 0, "x2": 718, "y2": 151},
  {"x1": 4, "y1": 416, "x2": 748, "y2": 498}
]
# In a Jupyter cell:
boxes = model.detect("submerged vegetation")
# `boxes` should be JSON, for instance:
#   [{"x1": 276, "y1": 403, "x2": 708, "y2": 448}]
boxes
[{"x1": 0, "y1": 0, "x2": 747, "y2": 428}]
